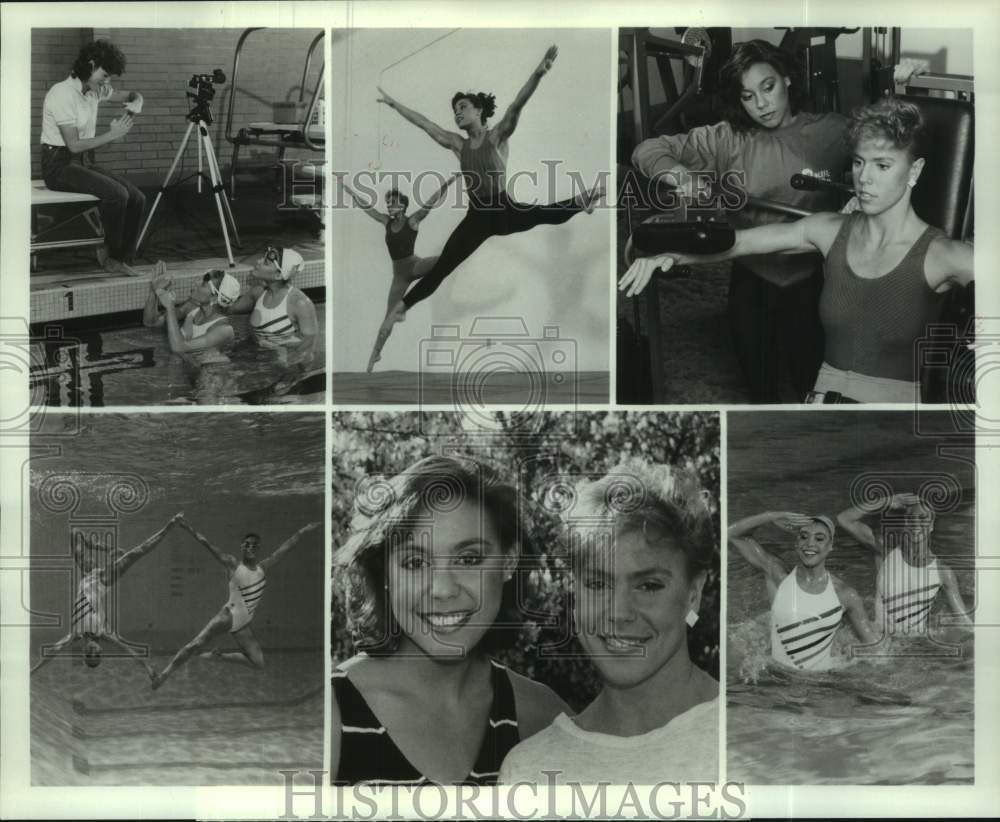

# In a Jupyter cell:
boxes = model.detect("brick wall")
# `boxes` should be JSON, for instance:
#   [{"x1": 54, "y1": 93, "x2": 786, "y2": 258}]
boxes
[{"x1": 31, "y1": 28, "x2": 324, "y2": 186}]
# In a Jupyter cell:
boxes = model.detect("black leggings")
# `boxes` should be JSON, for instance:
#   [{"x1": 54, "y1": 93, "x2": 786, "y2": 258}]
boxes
[{"x1": 401, "y1": 192, "x2": 581, "y2": 309}]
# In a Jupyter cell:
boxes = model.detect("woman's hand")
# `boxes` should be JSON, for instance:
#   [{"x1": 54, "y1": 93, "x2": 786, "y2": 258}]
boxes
[
  {"x1": 155, "y1": 287, "x2": 176, "y2": 309},
  {"x1": 889, "y1": 493, "x2": 922, "y2": 510},
  {"x1": 772, "y1": 512, "x2": 813, "y2": 532},
  {"x1": 537, "y1": 45, "x2": 558, "y2": 76},
  {"x1": 108, "y1": 114, "x2": 134, "y2": 139},
  {"x1": 618, "y1": 254, "x2": 678, "y2": 297},
  {"x1": 375, "y1": 86, "x2": 396, "y2": 108}
]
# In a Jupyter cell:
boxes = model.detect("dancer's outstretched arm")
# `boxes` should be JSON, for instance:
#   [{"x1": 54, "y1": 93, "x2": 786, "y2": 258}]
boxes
[
  {"x1": 493, "y1": 45, "x2": 558, "y2": 143},
  {"x1": 342, "y1": 181, "x2": 389, "y2": 225},
  {"x1": 111, "y1": 512, "x2": 184, "y2": 580},
  {"x1": 177, "y1": 518, "x2": 238, "y2": 570},
  {"x1": 410, "y1": 173, "x2": 461, "y2": 225},
  {"x1": 376, "y1": 87, "x2": 463, "y2": 153},
  {"x1": 260, "y1": 522, "x2": 321, "y2": 571},
  {"x1": 30, "y1": 632, "x2": 76, "y2": 674}
]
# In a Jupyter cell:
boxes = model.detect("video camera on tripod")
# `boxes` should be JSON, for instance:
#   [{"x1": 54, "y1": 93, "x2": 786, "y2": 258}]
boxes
[
  {"x1": 137, "y1": 66, "x2": 239, "y2": 265},
  {"x1": 186, "y1": 69, "x2": 226, "y2": 123}
]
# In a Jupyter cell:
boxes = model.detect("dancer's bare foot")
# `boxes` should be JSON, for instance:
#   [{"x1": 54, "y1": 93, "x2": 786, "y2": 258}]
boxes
[
  {"x1": 366, "y1": 302, "x2": 407, "y2": 373},
  {"x1": 577, "y1": 184, "x2": 604, "y2": 215},
  {"x1": 150, "y1": 669, "x2": 163, "y2": 690},
  {"x1": 366, "y1": 350, "x2": 382, "y2": 374}
]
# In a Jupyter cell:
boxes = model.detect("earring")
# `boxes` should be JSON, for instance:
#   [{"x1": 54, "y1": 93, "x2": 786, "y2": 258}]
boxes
[
  {"x1": 685, "y1": 609, "x2": 699, "y2": 627},
  {"x1": 907, "y1": 180, "x2": 916, "y2": 189}
]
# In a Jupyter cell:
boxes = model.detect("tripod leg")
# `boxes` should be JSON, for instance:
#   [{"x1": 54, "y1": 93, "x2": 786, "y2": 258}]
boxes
[
  {"x1": 197, "y1": 127, "x2": 203, "y2": 194},
  {"x1": 203, "y1": 130, "x2": 241, "y2": 248},
  {"x1": 198, "y1": 122, "x2": 236, "y2": 267},
  {"x1": 136, "y1": 121, "x2": 197, "y2": 250}
]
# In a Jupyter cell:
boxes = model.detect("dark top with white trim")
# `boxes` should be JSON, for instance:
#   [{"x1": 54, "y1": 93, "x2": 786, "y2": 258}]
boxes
[{"x1": 332, "y1": 658, "x2": 520, "y2": 785}]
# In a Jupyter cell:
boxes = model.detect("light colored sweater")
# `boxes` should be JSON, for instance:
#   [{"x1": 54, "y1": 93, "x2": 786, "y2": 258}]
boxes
[{"x1": 498, "y1": 698, "x2": 719, "y2": 785}]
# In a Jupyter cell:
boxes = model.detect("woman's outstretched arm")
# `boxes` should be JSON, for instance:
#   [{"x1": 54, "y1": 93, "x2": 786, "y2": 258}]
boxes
[
  {"x1": 493, "y1": 45, "x2": 558, "y2": 143},
  {"x1": 618, "y1": 211, "x2": 842, "y2": 297},
  {"x1": 342, "y1": 180, "x2": 389, "y2": 225},
  {"x1": 410, "y1": 173, "x2": 461, "y2": 224},
  {"x1": 377, "y1": 87, "x2": 463, "y2": 153}
]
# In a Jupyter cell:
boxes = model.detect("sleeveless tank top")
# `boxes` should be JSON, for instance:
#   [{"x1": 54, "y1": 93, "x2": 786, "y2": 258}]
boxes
[
  {"x1": 385, "y1": 219, "x2": 418, "y2": 260},
  {"x1": 819, "y1": 213, "x2": 945, "y2": 381},
  {"x1": 73, "y1": 569, "x2": 107, "y2": 636},
  {"x1": 876, "y1": 548, "x2": 942, "y2": 633},
  {"x1": 333, "y1": 658, "x2": 520, "y2": 786},
  {"x1": 228, "y1": 563, "x2": 266, "y2": 624},
  {"x1": 460, "y1": 133, "x2": 506, "y2": 204},
  {"x1": 770, "y1": 570, "x2": 844, "y2": 671},
  {"x1": 251, "y1": 288, "x2": 299, "y2": 346}
]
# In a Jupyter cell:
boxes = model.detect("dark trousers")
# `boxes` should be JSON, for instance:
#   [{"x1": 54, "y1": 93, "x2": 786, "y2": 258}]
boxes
[
  {"x1": 727, "y1": 259, "x2": 826, "y2": 403},
  {"x1": 40, "y1": 144, "x2": 146, "y2": 263},
  {"x1": 402, "y1": 192, "x2": 581, "y2": 309}
]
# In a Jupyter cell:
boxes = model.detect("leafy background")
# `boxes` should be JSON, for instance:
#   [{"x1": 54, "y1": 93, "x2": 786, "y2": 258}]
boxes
[{"x1": 332, "y1": 411, "x2": 719, "y2": 711}]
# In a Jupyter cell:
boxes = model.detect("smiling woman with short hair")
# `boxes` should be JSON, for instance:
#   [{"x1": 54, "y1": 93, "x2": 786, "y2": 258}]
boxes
[{"x1": 499, "y1": 461, "x2": 720, "y2": 785}]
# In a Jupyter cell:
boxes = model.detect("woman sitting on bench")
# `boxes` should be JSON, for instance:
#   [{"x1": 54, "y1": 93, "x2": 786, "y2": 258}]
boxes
[{"x1": 40, "y1": 39, "x2": 145, "y2": 276}]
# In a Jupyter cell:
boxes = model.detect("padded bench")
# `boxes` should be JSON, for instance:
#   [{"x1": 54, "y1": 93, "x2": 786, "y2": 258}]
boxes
[{"x1": 30, "y1": 180, "x2": 105, "y2": 271}]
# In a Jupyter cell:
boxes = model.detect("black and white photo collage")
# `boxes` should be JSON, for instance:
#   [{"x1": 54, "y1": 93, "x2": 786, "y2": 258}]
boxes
[{"x1": 1, "y1": 2, "x2": 997, "y2": 820}]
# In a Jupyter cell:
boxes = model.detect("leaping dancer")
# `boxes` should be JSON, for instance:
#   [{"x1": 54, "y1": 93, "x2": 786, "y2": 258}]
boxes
[
  {"x1": 340, "y1": 174, "x2": 461, "y2": 372},
  {"x1": 31, "y1": 513, "x2": 184, "y2": 677},
  {"x1": 369, "y1": 44, "x2": 604, "y2": 367},
  {"x1": 151, "y1": 518, "x2": 320, "y2": 689}
]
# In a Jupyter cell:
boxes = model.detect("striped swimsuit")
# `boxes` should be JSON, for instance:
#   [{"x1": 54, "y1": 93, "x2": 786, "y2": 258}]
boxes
[
  {"x1": 72, "y1": 569, "x2": 107, "y2": 636},
  {"x1": 251, "y1": 289, "x2": 301, "y2": 348},
  {"x1": 332, "y1": 658, "x2": 520, "y2": 785},
  {"x1": 226, "y1": 563, "x2": 266, "y2": 633},
  {"x1": 876, "y1": 548, "x2": 942, "y2": 633},
  {"x1": 770, "y1": 571, "x2": 844, "y2": 671}
]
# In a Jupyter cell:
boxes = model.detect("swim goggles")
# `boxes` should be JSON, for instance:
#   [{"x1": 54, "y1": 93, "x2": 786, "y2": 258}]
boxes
[{"x1": 263, "y1": 245, "x2": 283, "y2": 275}]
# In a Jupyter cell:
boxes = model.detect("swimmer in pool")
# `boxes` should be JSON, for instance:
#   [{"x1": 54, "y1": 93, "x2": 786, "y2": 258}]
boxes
[
  {"x1": 151, "y1": 517, "x2": 321, "y2": 690},
  {"x1": 340, "y1": 174, "x2": 460, "y2": 373},
  {"x1": 31, "y1": 513, "x2": 183, "y2": 676},
  {"x1": 837, "y1": 492, "x2": 973, "y2": 633},
  {"x1": 145, "y1": 260, "x2": 239, "y2": 364},
  {"x1": 728, "y1": 511, "x2": 878, "y2": 671},
  {"x1": 225, "y1": 247, "x2": 318, "y2": 365}
]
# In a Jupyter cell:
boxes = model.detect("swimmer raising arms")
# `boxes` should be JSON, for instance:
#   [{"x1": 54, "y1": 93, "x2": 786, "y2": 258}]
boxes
[
  {"x1": 151, "y1": 517, "x2": 321, "y2": 689},
  {"x1": 837, "y1": 492, "x2": 972, "y2": 631},
  {"x1": 728, "y1": 511, "x2": 878, "y2": 671},
  {"x1": 31, "y1": 513, "x2": 184, "y2": 676}
]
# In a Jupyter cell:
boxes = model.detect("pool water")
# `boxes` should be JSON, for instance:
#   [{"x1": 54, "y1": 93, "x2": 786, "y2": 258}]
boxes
[
  {"x1": 726, "y1": 413, "x2": 975, "y2": 785},
  {"x1": 30, "y1": 305, "x2": 326, "y2": 406},
  {"x1": 29, "y1": 414, "x2": 326, "y2": 785}
]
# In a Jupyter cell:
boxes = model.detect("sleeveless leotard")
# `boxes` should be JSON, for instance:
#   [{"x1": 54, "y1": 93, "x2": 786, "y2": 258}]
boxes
[
  {"x1": 250, "y1": 289, "x2": 301, "y2": 348},
  {"x1": 385, "y1": 219, "x2": 418, "y2": 260},
  {"x1": 226, "y1": 562, "x2": 266, "y2": 633},
  {"x1": 333, "y1": 658, "x2": 520, "y2": 785},
  {"x1": 72, "y1": 569, "x2": 107, "y2": 636},
  {"x1": 875, "y1": 548, "x2": 942, "y2": 634},
  {"x1": 819, "y1": 213, "x2": 946, "y2": 382},
  {"x1": 460, "y1": 133, "x2": 506, "y2": 204},
  {"x1": 771, "y1": 571, "x2": 844, "y2": 671}
]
